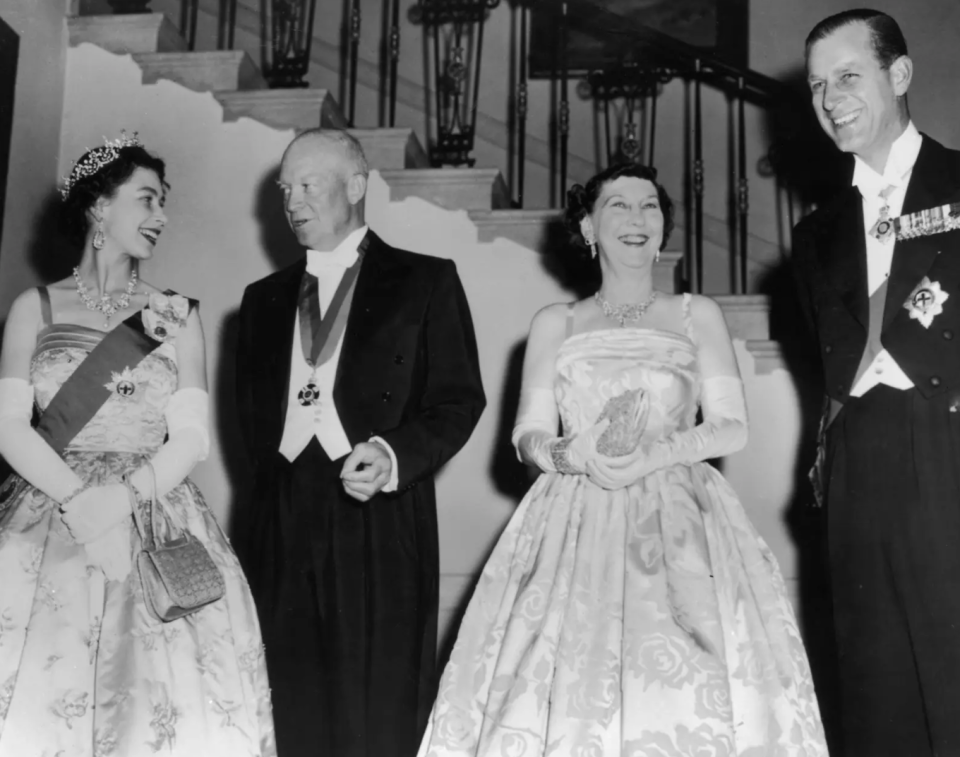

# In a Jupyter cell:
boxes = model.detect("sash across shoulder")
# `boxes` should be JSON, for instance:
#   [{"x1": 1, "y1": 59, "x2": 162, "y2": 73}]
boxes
[{"x1": 35, "y1": 289, "x2": 195, "y2": 455}]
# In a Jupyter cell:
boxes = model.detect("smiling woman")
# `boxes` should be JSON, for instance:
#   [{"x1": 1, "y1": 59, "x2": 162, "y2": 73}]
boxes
[
  {"x1": 415, "y1": 158, "x2": 828, "y2": 756},
  {"x1": 0, "y1": 135, "x2": 276, "y2": 756}
]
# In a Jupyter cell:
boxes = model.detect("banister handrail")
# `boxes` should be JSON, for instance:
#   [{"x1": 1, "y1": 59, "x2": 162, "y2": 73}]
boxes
[{"x1": 570, "y1": 0, "x2": 794, "y2": 104}]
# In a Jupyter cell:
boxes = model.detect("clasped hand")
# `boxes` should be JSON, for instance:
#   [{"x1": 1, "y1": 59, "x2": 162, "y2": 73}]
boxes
[
  {"x1": 585, "y1": 448, "x2": 654, "y2": 490},
  {"x1": 60, "y1": 483, "x2": 132, "y2": 544},
  {"x1": 341, "y1": 441, "x2": 392, "y2": 502},
  {"x1": 567, "y1": 418, "x2": 652, "y2": 490}
]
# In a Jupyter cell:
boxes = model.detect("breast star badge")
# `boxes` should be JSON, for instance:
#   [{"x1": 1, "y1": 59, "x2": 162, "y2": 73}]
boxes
[{"x1": 903, "y1": 276, "x2": 949, "y2": 329}]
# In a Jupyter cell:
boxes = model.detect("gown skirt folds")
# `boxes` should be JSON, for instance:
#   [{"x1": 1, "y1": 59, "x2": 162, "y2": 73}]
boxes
[{"x1": 419, "y1": 328, "x2": 827, "y2": 757}]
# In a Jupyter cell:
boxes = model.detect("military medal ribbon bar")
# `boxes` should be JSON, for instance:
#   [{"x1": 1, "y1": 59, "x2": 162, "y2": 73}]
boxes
[{"x1": 893, "y1": 202, "x2": 960, "y2": 241}]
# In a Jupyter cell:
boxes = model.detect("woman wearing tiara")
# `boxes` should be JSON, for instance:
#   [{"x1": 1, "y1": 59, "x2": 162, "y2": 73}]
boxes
[
  {"x1": 0, "y1": 135, "x2": 275, "y2": 755},
  {"x1": 418, "y1": 163, "x2": 827, "y2": 756}
]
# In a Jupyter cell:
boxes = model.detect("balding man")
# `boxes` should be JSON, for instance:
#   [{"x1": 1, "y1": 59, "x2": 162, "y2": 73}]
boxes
[{"x1": 234, "y1": 129, "x2": 485, "y2": 757}]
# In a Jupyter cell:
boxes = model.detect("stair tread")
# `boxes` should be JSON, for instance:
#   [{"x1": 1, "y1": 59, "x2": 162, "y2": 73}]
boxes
[
  {"x1": 215, "y1": 88, "x2": 348, "y2": 130},
  {"x1": 347, "y1": 128, "x2": 430, "y2": 169},
  {"x1": 133, "y1": 50, "x2": 250, "y2": 62},
  {"x1": 216, "y1": 89, "x2": 336, "y2": 102}
]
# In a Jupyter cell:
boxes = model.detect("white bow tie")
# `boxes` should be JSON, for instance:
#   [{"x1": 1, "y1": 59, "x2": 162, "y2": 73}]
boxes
[{"x1": 306, "y1": 246, "x2": 359, "y2": 275}]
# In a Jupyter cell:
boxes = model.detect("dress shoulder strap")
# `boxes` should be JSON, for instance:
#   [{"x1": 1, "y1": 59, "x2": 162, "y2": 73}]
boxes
[
  {"x1": 681, "y1": 292, "x2": 695, "y2": 341},
  {"x1": 36, "y1": 286, "x2": 52, "y2": 328},
  {"x1": 565, "y1": 302, "x2": 576, "y2": 340}
]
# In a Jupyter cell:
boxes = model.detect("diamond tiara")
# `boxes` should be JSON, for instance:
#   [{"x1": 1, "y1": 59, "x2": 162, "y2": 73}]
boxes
[{"x1": 59, "y1": 131, "x2": 143, "y2": 200}]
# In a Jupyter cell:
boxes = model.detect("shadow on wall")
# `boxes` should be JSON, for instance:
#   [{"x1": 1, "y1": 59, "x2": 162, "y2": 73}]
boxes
[
  {"x1": 763, "y1": 67, "x2": 848, "y2": 211},
  {"x1": 29, "y1": 189, "x2": 82, "y2": 284},
  {"x1": 0, "y1": 190, "x2": 81, "y2": 483},
  {"x1": 488, "y1": 214, "x2": 598, "y2": 504},
  {"x1": 223, "y1": 167, "x2": 301, "y2": 542},
  {"x1": 759, "y1": 259, "x2": 843, "y2": 755},
  {"x1": 760, "y1": 65, "x2": 846, "y2": 754}
]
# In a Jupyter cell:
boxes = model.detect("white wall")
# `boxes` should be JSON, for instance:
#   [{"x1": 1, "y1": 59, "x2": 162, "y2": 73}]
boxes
[{"x1": 0, "y1": 0, "x2": 69, "y2": 315}]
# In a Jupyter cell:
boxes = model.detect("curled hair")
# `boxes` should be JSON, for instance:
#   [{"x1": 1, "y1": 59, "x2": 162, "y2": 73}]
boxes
[
  {"x1": 60, "y1": 145, "x2": 168, "y2": 248},
  {"x1": 563, "y1": 162, "x2": 675, "y2": 253},
  {"x1": 805, "y1": 9, "x2": 908, "y2": 70}
]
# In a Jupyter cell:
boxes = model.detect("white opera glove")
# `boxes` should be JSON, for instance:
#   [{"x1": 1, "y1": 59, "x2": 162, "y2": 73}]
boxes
[
  {"x1": 586, "y1": 376, "x2": 748, "y2": 490},
  {"x1": 0, "y1": 377, "x2": 85, "y2": 503},
  {"x1": 84, "y1": 525, "x2": 134, "y2": 582},
  {"x1": 60, "y1": 483, "x2": 130, "y2": 544},
  {"x1": 511, "y1": 387, "x2": 610, "y2": 474},
  {"x1": 128, "y1": 387, "x2": 210, "y2": 500}
]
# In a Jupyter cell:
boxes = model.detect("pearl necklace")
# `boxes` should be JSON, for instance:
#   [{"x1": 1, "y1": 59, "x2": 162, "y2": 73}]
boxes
[
  {"x1": 594, "y1": 289, "x2": 658, "y2": 327},
  {"x1": 73, "y1": 266, "x2": 138, "y2": 329}
]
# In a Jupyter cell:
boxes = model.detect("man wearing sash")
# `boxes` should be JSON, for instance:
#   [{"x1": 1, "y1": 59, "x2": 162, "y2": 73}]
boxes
[
  {"x1": 793, "y1": 10, "x2": 960, "y2": 756},
  {"x1": 234, "y1": 129, "x2": 485, "y2": 757}
]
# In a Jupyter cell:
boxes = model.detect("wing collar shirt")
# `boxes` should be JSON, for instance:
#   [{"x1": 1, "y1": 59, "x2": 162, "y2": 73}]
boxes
[
  {"x1": 279, "y1": 225, "x2": 399, "y2": 491},
  {"x1": 850, "y1": 120, "x2": 923, "y2": 397}
]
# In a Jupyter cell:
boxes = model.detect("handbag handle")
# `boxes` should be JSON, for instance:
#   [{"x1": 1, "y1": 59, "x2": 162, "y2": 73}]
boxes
[{"x1": 126, "y1": 461, "x2": 160, "y2": 550}]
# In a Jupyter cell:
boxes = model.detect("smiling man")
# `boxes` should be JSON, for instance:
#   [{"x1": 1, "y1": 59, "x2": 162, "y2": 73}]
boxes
[
  {"x1": 792, "y1": 9, "x2": 960, "y2": 757},
  {"x1": 233, "y1": 129, "x2": 485, "y2": 757}
]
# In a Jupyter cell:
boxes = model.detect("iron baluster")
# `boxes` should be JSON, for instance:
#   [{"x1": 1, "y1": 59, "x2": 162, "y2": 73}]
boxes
[
  {"x1": 558, "y1": 0, "x2": 569, "y2": 207},
  {"x1": 515, "y1": 0, "x2": 531, "y2": 207},
  {"x1": 387, "y1": 0, "x2": 401, "y2": 127},
  {"x1": 737, "y1": 76, "x2": 749, "y2": 293},
  {"x1": 267, "y1": 0, "x2": 319, "y2": 88},
  {"x1": 693, "y1": 58, "x2": 704, "y2": 294},
  {"x1": 418, "y1": 0, "x2": 500, "y2": 167},
  {"x1": 347, "y1": 0, "x2": 361, "y2": 124},
  {"x1": 647, "y1": 88, "x2": 657, "y2": 165}
]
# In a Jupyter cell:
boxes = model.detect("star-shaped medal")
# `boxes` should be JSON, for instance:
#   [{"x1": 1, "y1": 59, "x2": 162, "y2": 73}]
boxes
[{"x1": 903, "y1": 276, "x2": 949, "y2": 329}]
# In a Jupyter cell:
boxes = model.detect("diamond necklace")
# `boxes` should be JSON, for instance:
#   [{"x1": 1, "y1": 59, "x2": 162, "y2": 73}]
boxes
[
  {"x1": 73, "y1": 266, "x2": 138, "y2": 329},
  {"x1": 594, "y1": 289, "x2": 658, "y2": 327}
]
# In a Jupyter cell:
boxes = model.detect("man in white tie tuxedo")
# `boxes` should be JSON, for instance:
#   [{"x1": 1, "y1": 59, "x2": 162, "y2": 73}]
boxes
[
  {"x1": 234, "y1": 130, "x2": 485, "y2": 757},
  {"x1": 793, "y1": 10, "x2": 960, "y2": 756}
]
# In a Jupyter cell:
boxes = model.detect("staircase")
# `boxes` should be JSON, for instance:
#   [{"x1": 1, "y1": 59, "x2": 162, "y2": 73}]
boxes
[{"x1": 66, "y1": 11, "x2": 697, "y2": 300}]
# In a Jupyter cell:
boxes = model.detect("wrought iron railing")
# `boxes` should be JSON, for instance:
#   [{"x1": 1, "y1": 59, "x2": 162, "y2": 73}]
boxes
[
  {"x1": 91, "y1": 0, "x2": 804, "y2": 294},
  {"x1": 528, "y1": 0, "x2": 795, "y2": 294}
]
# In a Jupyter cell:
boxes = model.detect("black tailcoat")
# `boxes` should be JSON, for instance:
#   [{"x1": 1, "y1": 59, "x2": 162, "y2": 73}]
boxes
[
  {"x1": 793, "y1": 135, "x2": 960, "y2": 756},
  {"x1": 234, "y1": 230, "x2": 485, "y2": 757}
]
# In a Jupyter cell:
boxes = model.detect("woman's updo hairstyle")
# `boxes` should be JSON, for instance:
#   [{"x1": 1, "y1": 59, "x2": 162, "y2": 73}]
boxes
[
  {"x1": 563, "y1": 162, "x2": 675, "y2": 253},
  {"x1": 60, "y1": 144, "x2": 168, "y2": 249}
]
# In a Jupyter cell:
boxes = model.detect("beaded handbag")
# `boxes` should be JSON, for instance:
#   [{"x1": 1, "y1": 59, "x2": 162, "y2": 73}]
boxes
[{"x1": 127, "y1": 465, "x2": 225, "y2": 622}]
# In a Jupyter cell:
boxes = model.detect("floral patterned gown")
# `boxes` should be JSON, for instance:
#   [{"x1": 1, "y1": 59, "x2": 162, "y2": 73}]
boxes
[
  {"x1": 419, "y1": 317, "x2": 828, "y2": 756},
  {"x1": 0, "y1": 294, "x2": 275, "y2": 756}
]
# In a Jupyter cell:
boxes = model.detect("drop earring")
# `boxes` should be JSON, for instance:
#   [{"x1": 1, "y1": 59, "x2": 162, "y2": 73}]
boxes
[
  {"x1": 92, "y1": 219, "x2": 105, "y2": 251},
  {"x1": 580, "y1": 218, "x2": 597, "y2": 259}
]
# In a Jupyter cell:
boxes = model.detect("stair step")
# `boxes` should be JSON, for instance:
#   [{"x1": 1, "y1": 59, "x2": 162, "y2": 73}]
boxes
[
  {"x1": 348, "y1": 128, "x2": 430, "y2": 170},
  {"x1": 133, "y1": 51, "x2": 267, "y2": 93},
  {"x1": 714, "y1": 294, "x2": 771, "y2": 340},
  {"x1": 214, "y1": 89, "x2": 347, "y2": 131},
  {"x1": 379, "y1": 168, "x2": 510, "y2": 212},
  {"x1": 68, "y1": 14, "x2": 187, "y2": 55},
  {"x1": 470, "y1": 208, "x2": 559, "y2": 249},
  {"x1": 469, "y1": 209, "x2": 683, "y2": 293}
]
